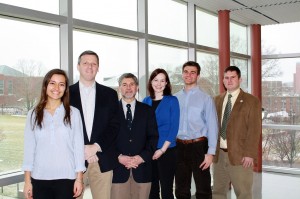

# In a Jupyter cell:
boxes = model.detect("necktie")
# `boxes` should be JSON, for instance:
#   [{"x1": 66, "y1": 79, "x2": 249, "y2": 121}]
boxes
[
  {"x1": 126, "y1": 104, "x2": 132, "y2": 130},
  {"x1": 220, "y1": 94, "x2": 232, "y2": 139}
]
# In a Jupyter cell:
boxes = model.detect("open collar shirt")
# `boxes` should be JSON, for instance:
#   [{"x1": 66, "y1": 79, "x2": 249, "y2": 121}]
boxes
[
  {"x1": 79, "y1": 81, "x2": 95, "y2": 141},
  {"x1": 175, "y1": 87, "x2": 218, "y2": 155}
]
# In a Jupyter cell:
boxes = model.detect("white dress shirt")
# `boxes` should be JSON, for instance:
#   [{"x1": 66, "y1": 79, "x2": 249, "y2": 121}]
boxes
[
  {"x1": 121, "y1": 99, "x2": 136, "y2": 119},
  {"x1": 79, "y1": 81, "x2": 96, "y2": 141}
]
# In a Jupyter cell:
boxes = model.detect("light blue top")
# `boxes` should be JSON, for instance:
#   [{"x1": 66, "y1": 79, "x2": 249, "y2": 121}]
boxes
[
  {"x1": 175, "y1": 87, "x2": 218, "y2": 155},
  {"x1": 142, "y1": 95, "x2": 180, "y2": 148},
  {"x1": 22, "y1": 104, "x2": 86, "y2": 180}
]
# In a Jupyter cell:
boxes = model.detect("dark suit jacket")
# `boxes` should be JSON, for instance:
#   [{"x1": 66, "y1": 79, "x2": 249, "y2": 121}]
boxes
[
  {"x1": 112, "y1": 100, "x2": 158, "y2": 183},
  {"x1": 69, "y1": 82, "x2": 120, "y2": 172},
  {"x1": 214, "y1": 89, "x2": 261, "y2": 165}
]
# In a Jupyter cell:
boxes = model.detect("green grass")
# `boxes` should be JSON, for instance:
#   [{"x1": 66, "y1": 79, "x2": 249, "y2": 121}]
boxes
[
  {"x1": 0, "y1": 115, "x2": 26, "y2": 198},
  {"x1": 0, "y1": 115, "x2": 26, "y2": 173}
]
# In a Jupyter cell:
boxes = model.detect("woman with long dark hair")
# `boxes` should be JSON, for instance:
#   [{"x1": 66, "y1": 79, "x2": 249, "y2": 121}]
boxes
[
  {"x1": 143, "y1": 68, "x2": 180, "y2": 199},
  {"x1": 22, "y1": 69, "x2": 85, "y2": 199}
]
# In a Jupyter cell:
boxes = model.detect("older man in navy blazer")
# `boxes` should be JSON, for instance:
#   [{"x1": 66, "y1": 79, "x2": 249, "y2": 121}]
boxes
[
  {"x1": 70, "y1": 50, "x2": 120, "y2": 199},
  {"x1": 111, "y1": 73, "x2": 158, "y2": 199}
]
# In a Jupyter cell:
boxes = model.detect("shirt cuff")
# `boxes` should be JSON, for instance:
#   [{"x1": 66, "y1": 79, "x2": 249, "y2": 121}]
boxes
[{"x1": 94, "y1": 143, "x2": 102, "y2": 152}]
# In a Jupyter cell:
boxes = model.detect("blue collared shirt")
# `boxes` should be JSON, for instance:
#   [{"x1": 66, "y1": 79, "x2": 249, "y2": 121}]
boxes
[
  {"x1": 175, "y1": 87, "x2": 218, "y2": 155},
  {"x1": 22, "y1": 104, "x2": 86, "y2": 180}
]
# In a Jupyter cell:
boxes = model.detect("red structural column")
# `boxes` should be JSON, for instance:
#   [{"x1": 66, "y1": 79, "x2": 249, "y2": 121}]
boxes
[
  {"x1": 218, "y1": 10, "x2": 230, "y2": 93},
  {"x1": 251, "y1": 24, "x2": 262, "y2": 172}
]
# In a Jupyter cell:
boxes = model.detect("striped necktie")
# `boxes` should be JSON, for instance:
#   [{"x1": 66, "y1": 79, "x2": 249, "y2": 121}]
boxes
[{"x1": 220, "y1": 94, "x2": 232, "y2": 139}]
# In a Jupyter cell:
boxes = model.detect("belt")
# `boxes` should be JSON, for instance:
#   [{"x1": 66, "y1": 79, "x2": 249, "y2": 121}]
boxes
[
  {"x1": 220, "y1": 148, "x2": 228, "y2": 152},
  {"x1": 176, "y1": 137, "x2": 207, "y2": 144}
]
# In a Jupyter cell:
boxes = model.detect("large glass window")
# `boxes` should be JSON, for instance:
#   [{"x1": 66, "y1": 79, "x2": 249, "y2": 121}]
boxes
[
  {"x1": 0, "y1": 17, "x2": 59, "y2": 176},
  {"x1": 262, "y1": 22, "x2": 300, "y2": 55},
  {"x1": 0, "y1": 18, "x2": 59, "y2": 74},
  {"x1": 261, "y1": 22, "x2": 300, "y2": 194},
  {"x1": 0, "y1": 0, "x2": 59, "y2": 14},
  {"x1": 148, "y1": 43, "x2": 188, "y2": 94},
  {"x1": 262, "y1": 58, "x2": 300, "y2": 125},
  {"x1": 8, "y1": 80, "x2": 13, "y2": 95},
  {"x1": 73, "y1": 0, "x2": 137, "y2": 31},
  {"x1": 230, "y1": 22, "x2": 247, "y2": 54},
  {"x1": 196, "y1": 9, "x2": 218, "y2": 48},
  {"x1": 0, "y1": 80, "x2": 4, "y2": 95},
  {"x1": 73, "y1": 30, "x2": 138, "y2": 91},
  {"x1": 262, "y1": 58, "x2": 300, "y2": 169},
  {"x1": 197, "y1": 52, "x2": 219, "y2": 96},
  {"x1": 148, "y1": 0, "x2": 187, "y2": 41}
]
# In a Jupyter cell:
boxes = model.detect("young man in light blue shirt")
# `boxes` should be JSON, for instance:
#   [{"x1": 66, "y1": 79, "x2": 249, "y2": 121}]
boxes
[{"x1": 175, "y1": 61, "x2": 218, "y2": 199}]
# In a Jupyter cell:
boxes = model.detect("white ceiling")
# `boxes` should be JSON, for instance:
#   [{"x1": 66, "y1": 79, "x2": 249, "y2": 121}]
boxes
[{"x1": 187, "y1": 0, "x2": 300, "y2": 25}]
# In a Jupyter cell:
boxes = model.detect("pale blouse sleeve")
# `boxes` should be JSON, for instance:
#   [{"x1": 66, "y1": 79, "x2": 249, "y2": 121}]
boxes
[
  {"x1": 22, "y1": 110, "x2": 36, "y2": 171},
  {"x1": 71, "y1": 107, "x2": 86, "y2": 172}
]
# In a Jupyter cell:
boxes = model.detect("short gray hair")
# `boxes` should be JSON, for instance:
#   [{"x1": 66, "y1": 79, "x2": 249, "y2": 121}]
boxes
[{"x1": 118, "y1": 73, "x2": 139, "y2": 86}]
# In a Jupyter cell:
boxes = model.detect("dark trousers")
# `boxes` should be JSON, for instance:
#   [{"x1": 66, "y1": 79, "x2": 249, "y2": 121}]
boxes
[
  {"x1": 175, "y1": 140, "x2": 212, "y2": 199},
  {"x1": 31, "y1": 178, "x2": 75, "y2": 199},
  {"x1": 149, "y1": 147, "x2": 177, "y2": 199}
]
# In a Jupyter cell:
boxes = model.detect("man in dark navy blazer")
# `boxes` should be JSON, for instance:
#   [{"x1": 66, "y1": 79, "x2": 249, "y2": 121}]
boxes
[
  {"x1": 111, "y1": 73, "x2": 158, "y2": 199},
  {"x1": 69, "y1": 50, "x2": 120, "y2": 199}
]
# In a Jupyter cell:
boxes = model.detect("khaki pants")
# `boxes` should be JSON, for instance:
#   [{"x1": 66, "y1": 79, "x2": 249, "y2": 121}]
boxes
[
  {"x1": 77, "y1": 162, "x2": 113, "y2": 199},
  {"x1": 111, "y1": 170, "x2": 151, "y2": 199},
  {"x1": 212, "y1": 150, "x2": 253, "y2": 199}
]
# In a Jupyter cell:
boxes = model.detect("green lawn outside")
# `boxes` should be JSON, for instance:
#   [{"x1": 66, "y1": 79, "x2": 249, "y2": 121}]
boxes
[{"x1": 0, "y1": 115, "x2": 26, "y2": 173}]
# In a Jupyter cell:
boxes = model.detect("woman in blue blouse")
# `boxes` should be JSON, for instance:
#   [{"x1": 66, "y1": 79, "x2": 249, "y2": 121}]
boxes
[
  {"x1": 143, "y1": 68, "x2": 180, "y2": 199},
  {"x1": 22, "y1": 69, "x2": 85, "y2": 199}
]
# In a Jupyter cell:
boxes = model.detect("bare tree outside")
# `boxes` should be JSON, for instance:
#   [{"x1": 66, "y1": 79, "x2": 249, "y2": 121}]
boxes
[
  {"x1": 264, "y1": 130, "x2": 300, "y2": 168},
  {"x1": 201, "y1": 54, "x2": 219, "y2": 96},
  {"x1": 262, "y1": 128, "x2": 275, "y2": 163},
  {"x1": 286, "y1": 130, "x2": 300, "y2": 167},
  {"x1": 262, "y1": 42, "x2": 283, "y2": 81},
  {"x1": 14, "y1": 59, "x2": 44, "y2": 112}
]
